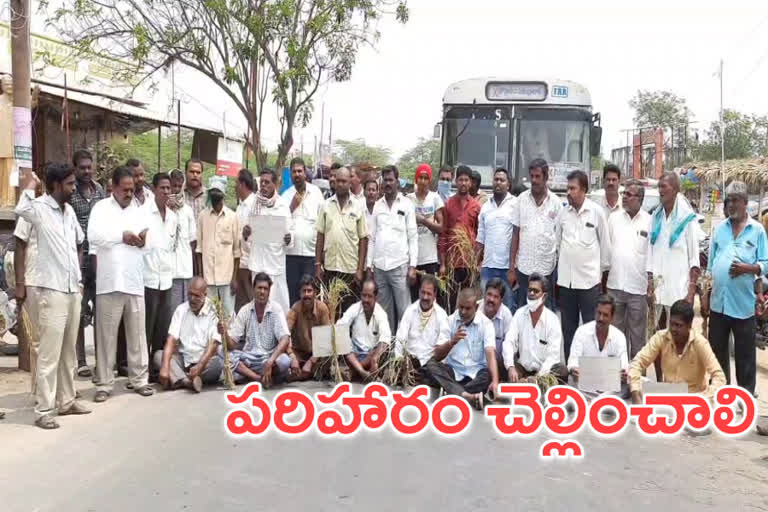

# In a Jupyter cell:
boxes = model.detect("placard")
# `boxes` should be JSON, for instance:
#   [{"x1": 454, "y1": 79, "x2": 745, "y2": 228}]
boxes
[
  {"x1": 311, "y1": 325, "x2": 352, "y2": 357},
  {"x1": 643, "y1": 381, "x2": 688, "y2": 395},
  {"x1": 248, "y1": 215, "x2": 286, "y2": 245},
  {"x1": 577, "y1": 356, "x2": 621, "y2": 393}
]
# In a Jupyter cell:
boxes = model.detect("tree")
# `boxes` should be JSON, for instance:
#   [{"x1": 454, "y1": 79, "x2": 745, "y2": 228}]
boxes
[
  {"x1": 45, "y1": 0, "x2": 409, "y2": 172},
  {"x1": 694, "y1": 109, "x2": 767, "y2": 161},
  {"x1": 629, "y1": 90, "x2": 692, "y2": 128},
  {"x1": 333, "y1": 138, "x2": 392, "y2": 167},
  {"x1": 397, "y1": 137, "x2": 440, "y2": 180}
]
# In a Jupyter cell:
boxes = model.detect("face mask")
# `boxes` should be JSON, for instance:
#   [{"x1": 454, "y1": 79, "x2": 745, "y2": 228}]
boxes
[
  {"x1": 437, "y1": 180, "x2": 452, "y2": 198},
  {"x1": 527, "y1": 296, "x2": 543, "y2": 311}
]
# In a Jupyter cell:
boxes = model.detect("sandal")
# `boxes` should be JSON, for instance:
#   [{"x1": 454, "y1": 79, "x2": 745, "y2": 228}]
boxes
[
  {"x1": 94, "y1": 390, "x2": 110, "y2": 403},
  {"x1": 77, "y1": 366, "x2": 92, "y2": 378},
  {"x1": 472, "y1": 393, "x2": 484, "y2": 411},
  {"x1": 35, "y1": 415, "x2": 60, "y2": 430},
  {"x1": 135, "y1": 385, "x2": 155, "y2": 397}
]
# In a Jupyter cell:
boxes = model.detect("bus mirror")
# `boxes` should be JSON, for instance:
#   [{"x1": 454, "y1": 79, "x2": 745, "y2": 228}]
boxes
[
  {"x1": 590, "y1": 125, "x2": 602, "y2": 157},
  {"x1": 433, "y1": 122, "x2": 442, "y2": 139}
]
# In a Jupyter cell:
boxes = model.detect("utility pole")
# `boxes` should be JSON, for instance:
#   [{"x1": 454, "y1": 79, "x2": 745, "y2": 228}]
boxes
[
  {"x1": 328, "y1": 117, "x2": 333, "y2": 160},
  {"x1": 719, "y1": 58, "x2": 725, "y2": 195},
  {"x1": 10, "y1": 0, "x2": 32, "y2": 372},
  {"x1": 319, "y1": 102, "x2": 325, "y2": 164}
]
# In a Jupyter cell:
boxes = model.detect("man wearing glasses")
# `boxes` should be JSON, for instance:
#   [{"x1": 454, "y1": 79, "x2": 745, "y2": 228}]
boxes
[{"x1": 606, "y1": 180, "x2": 652, "y2": 358}]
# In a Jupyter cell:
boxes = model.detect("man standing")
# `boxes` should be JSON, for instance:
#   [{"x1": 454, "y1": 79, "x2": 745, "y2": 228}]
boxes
[
  {"x1": 155, "y1": 276, "x2": 223, "y2": 392},
  {"x1": 69, "y1": 149, "x2": 106, "y2": 378},
  {"x1": 367, "y1": 165, "x2": 417, "y2": 332},
  {"x1": 243, "y1": 169, "x2": 293, "y2": 313},
  {"x1": 629, "y1": 300, "x2": 725, "y2": 402},
  {"x1": 282, "y1": 157, "x2": 324, "y2": 306},
  {"x1": 437, "y1": 167, "x2": 453, "y2": 202},
  {"x1": 142, "y1": 172, "x2": 179, "y2": 373},
  {"x1": 285, "y1": 275, "x2": 331, "y2": 381},
  {"x1": 705, "y1": 181, "x2": 768, "y2": 395},
  {"x1": 315, "y1": 166, "x2": 368, "y2": 315},
  {"x1": 14, "y1": 191, "x2": 40, "y2": 392},
  {"x1": 469, "y1": 170, "x2": 488, "y2": 206},
  {"x1": 89, "y1": 166, "x2": 154, "y2": 402},
  {"x1": 424, "y1": 288, "x2": 498, "y2": 409},
  {"x1": 647, "y1": 171, "x2": 701, "y2": 328},
  {"x1": 126, "y1": 159, "x2": 153, "y2": 207},
  {"x1": 235, "y1": 169, "x2": 256, "y2": 311},
  {"x1": 479, "y1": 278, "x2": 513, "y2": 374},
  {"x1": 364, "y1": 178, "x2": 379, "y2": 231},
  {"x1": 168, "y1": 169, "x2": 197, "y2": 312},
  {"x1": 223, "y1": 272, "x2": 292, "y2": 386},
  {"x1": 597, "y1": 164, "x2": 622, "y2": 216},
  {"x1": 607, "y1": 179, "x2": 651, "y2": 358},
  {"x1": 407, "y1": 164, "x2": 444, "y2": 301},
  {"x1": 567, "y1": 295, "x2": 629, "y2": 384},
  {"x1": 183, "y1": 158, "x2": 207, "y2": 226},
  {"x1": 503, "y1": 273, "x2": 565, "y2": 383},
  {"x1": 338, "y1": 279, "x2": 391, "y2": 380},
  {"x1": 16, "y1": 165, "x2": 91, "y2": 429},
  {"x1": 196, "y1": 176, "x2": 240, "y2": 320},
  {"x1": 349, "y1": 164, "x2": 367, "y2": 207},
  {"x1": 556, "y1": 170, "x2": 610, "y2": 362},
  {"x1": 439, "y1": 165, "x2": 481, "y2": 311},
  {"x1": 477, "y1": 168, "x2": 517, "y2": 312},
  {"x1": 395, "y1": 275, "x2": 449, "y2": 374},
  {"x1": 508, "y1": 159, "x2": 562, "y2": 310}
]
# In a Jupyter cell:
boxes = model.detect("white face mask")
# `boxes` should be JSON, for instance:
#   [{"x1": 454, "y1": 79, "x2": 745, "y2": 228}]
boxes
[{"x1": 527, "y1": 296, "x2": 543, "y2": 311}]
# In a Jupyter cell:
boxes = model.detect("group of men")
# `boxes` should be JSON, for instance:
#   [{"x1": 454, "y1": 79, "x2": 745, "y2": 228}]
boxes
[{"x1": 11, "y1": 149, "x2": 765, "y2": 429}]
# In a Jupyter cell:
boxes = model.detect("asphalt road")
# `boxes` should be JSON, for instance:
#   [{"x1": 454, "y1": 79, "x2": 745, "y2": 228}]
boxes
[{"x1": 2, "y1": 379, "x2": 768, "y2": 512}]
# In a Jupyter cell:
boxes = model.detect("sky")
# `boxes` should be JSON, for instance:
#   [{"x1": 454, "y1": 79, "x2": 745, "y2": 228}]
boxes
[{"x1": 10, "y1": 0, "x2": 768, "y2": 162}]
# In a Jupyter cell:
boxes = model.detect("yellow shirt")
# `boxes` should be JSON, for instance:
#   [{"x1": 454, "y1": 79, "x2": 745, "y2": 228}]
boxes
[
  {"x1": 196, "y1": 206, "x2": 241, "y2": 286},
  {"x1": 629, "y1": 328, "x2": 725, "y2": 400},
  {"x1": 316, "y1": 195, "x2": 368, "y2": 274}
]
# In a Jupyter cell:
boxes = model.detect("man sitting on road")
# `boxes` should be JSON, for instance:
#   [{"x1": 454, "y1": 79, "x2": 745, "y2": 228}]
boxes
[
  {"x1": 423, "y1": 288, "x2": 499, "y2": 410},
  {"x1": 221, "y1": 272, "x2": 291, "y2": 386},
  {"x1": 479, "y1": 278, "x2": 513, "y2": 376},
  {"x1": 567, "y1": 294, "x2": 629, "y2": 393},
  {"x1": 337, "y1": 279, "x2": 391, "y2": 380},
  {"x1": 155, "y1": 277, "x2": 223, "y2": 392},
  {"x1": 629, "y1": 299, "x2": 726, "y2": 403},
  {"x1": 502, "y1": 273, "x2": 566, "y2": 382},
  {"x1": 285, "y1": 275, "x2": 331, "y2": 381}
]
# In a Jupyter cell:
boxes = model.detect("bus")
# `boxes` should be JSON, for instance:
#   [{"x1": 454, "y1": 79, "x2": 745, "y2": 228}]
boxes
[{"x1": 437, "y1": 77, "x2": 601, "y2": 191}]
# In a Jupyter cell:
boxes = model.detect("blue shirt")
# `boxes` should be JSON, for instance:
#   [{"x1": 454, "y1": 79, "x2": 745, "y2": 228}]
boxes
[
  {"x1": 439, "y1": 311, "x2": 496, "y2": 380},
  {"x1": 708, "y1": 218, "x2": 768, "y2": 319}
]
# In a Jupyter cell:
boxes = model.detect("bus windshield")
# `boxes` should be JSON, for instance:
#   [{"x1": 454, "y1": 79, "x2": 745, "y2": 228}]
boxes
[
  {"x1": 516, "y1": 108, "x2": 591, "y2": 188},
  {"x1": 442, "y1": 106, "x2": 511, "y2": 188}
]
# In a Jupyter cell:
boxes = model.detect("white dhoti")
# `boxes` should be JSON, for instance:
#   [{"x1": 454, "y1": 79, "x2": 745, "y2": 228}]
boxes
[{"x1": 251, "y1": 272, "x2": 290, "y2": 314}]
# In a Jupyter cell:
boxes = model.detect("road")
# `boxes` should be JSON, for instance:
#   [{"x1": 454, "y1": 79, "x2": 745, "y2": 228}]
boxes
[{"x1": 2, "y1": 376, "x2": 768, "y2": 512}]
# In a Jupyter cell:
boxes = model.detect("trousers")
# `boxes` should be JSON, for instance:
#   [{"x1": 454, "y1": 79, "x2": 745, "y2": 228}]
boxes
[
  {"x1": 95, "y1": 292, "x2": 149, "y2": 393},
  {"x1": 170, "y1": 278, "x2": 191, "y2": 313},
  {"x1": 286, "y1": 255, "x2": 316, "y2": 306},
  {"x1": 26, "y1": 287, "x2": 81, "y2": 419},
  {"x1": 423, "y1": 358, "x2": 490, "y2": 396},
  {"x1": 235, "y1": 267, "x2": 254, "y2": 313},
  {"x1": 515, "y1": 269, "x2": 557, "y2": 311},
  {"x1": 374, "y1": 263, "x2": 411, "y2": 333},
  {"x1": 558, "y1": 284, "x2": 601, "y2": 363},
  {"x1": 152, "y1": 350, "x2": 223, "y2": 386},
  {"x1": 481, "y1": 267, "x2": 517, "y2": 313},
  {"x1": 608, "y1": 288, "x2": 649, "y2": 358},
  {"x1": 709, "y1": 311, "x2": 756, "y2": 395},
  {"x1": 207, "y1": 285, "x2": 235, "y2": 320},
  {"x1": 410, "y1": 263, "x2": 440, "y2": 302},
  {"x1": 145, "y1": 287, "x2": 173, "y2": 357}
]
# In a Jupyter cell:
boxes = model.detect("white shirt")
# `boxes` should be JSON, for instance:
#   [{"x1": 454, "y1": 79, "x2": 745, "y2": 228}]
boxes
[
  {"x1": 236, "y1": 193, "x2": 256, "y2": 269},
  {"x1": 512, "y1": 189, "x2": 562, "y2": 276},
  {"x1": 607, "y1": 209, "x2": 651, "y2": 295},
  {"x1": 556, "y1": 198, "x2": 611, "y2": 289},
  {"x1": 407, "y1": 191, "x2": 444, "y2": 266},
  {"x1": 477, "y1": 193, "x2": 516, "y2": 269},
  {"x1": 168, "y1": 299, "x2": 221, "y2": 364},
  {"x1": 439, "y1": 310, "x2": 496, "y2": 380},
  {"x1": 14, "y1": 190, "x2": 83, "y2": 293},
  {"x1": 282, "y1": 183, "x2": 324, "y2": 257},
  {"x1": 395, "y1": 301, "x2": 449, "y2": 366},
  {"x1": 247, "y1": 196, "x2": 294, "y2": 276},
  {"x1": 173, "y1": 204, "x2": 197, "y2": 280},
  {"x1": 367, "y1": 194, "x2": 418, "y2": 271},
  {"x1": 646, "y1": 198, "x2": 700, "y2": 307},
  {"x1": 88, "y1": 195, "x2": 150, "y2": 296},
  {"x1": 480, "y1": 300, "x2": 513, "y2": 348},
  {"x1": 142, "y1": 200, "x2": 178, "y2": 291},
  {"x1": 132, "y1": 186, "x2": 154, "y2": 208},
  {"x1": 337, "y1": 301, "x2": 392, "y2": 351},
  {"x1": 566, "y1": 321, "x2": 628, "y2": 371},
  {"x1": 596, "y1": 192, "x2": 622, "y2": 217},
  {"x1": 503, "y1": 305, "x2": 561, "y2": 374},
  {"x1": 14, "y1": 216, "x2": 40, "y2": 286}
]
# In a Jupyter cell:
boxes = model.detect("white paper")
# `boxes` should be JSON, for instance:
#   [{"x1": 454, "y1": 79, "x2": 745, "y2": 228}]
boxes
[
  {"x1": 249, "y1": 215, "x2": 286, "y2": 245},
  {"x1": 311, "y1": 325, "x2": 352, "y2": 357},
  {"x1": 643, "y1": 381, "x2": 688, "y2": 394},
  {"x1": 577, "y1": 357, "x2": 621, "y2": 393}
]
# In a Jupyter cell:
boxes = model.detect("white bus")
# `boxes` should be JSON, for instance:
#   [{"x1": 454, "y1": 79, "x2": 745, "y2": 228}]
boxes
[{"x1": 438, "y1": 77, "x2": 601, "y2": 191}]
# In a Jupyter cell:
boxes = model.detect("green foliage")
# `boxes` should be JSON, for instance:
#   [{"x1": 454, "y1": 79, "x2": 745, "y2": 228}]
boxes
[
  {"x1": 629, "y1": 89, "x2": 692, "y2": 128},
  {"x1": 397, "y1": 137, "x2": 440, "y2": 180},
  {"x1": 334, "y1": 138, "x2": 392, "y2": 168},
  {"x1": 693, "y1": 109, "x2": 768, "y2": 161}
]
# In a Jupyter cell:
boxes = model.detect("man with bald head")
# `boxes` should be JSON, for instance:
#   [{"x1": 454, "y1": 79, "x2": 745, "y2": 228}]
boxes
[
  {"x1": 423, "y1": 287, "x2": 499, "y2": 410},
  {"x1": 154, "y1": 277, "x2": 224, "y2": 392}
]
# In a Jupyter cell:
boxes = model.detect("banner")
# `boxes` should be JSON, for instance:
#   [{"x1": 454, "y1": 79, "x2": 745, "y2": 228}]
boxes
[{"x1": 215, "y1": 137, "x2": 244, "y2": 177}]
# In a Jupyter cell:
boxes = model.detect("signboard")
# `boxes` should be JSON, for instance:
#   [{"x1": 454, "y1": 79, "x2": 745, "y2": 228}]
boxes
[
  {"x1": 215, "y1": 137, "x2": 244, "y2": 177},
  {"x1": 547, "y1": 162, "x2": 582, "y2": 191},
  {"x1": 486, "y1": 81, "x2": 547, "y2": 102},
  {"x1": 551, "y1": 85, "x2": 569, "y2": 98},
  {"x1": 12, "y1": 107, "x2": 32, "y2": 168}
]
